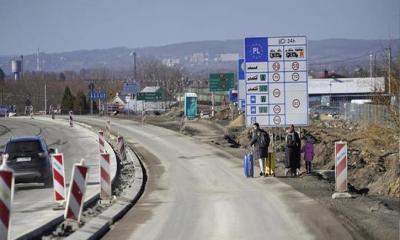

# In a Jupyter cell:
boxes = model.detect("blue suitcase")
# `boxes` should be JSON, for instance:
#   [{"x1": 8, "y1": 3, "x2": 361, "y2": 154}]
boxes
[{"x1": 244, "y1": 153, "x2": 254, "y2": 177}]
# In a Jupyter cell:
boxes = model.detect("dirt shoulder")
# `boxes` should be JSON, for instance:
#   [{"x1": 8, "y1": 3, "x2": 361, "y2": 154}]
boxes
[{"x1": 142, "y1": 114, "x2": 399, "y2": 240}]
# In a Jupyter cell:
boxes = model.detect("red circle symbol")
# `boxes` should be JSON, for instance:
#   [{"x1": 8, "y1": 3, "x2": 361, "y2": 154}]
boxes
[
  {"x1": 272, "y1": 62, "x2": 280, "y2": 71},
  {"x1": 292, "y1": 99, "x2": 301, "y2": 108},
  {"x1": 273, "y1": 105, "x2": 281, "y2": 113},
  {"x1": 273, "y1": 89, "x2": 280, "y2": 97},
  {"x1": 292, "y1": 72, "x2": 300, "y2": 81},
  {"x1": 272, "y1": 73, "x2": 280, "y2": 82},
  {"x1": 273, "y1": 116, "x2": 281, "y2": 125},
  {"x1": 292, "y1": 61, "x2": 299, "y2": 70}
]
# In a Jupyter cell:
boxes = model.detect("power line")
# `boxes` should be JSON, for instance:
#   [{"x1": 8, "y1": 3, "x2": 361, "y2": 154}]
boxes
[{"x1": 309, "y1": 49, "x2": 384, "y2": 66}]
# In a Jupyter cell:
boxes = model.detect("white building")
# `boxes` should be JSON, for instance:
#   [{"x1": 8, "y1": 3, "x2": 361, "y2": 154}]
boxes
[{"x1": 214, "y1": 53, "x2": 239, "y2": 62}]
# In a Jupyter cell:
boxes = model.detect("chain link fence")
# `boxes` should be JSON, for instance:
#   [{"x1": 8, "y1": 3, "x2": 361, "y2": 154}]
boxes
[
  {"x1": 341, "y1": 103, "x2": 390, "y2": 124},
  {"x1": 310, "y1": 95, "x2": 396, "y2": 125}
]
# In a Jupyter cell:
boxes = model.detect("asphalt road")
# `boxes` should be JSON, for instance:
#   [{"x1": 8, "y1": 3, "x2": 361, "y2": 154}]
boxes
[
  {"x1": 73, "y1": 116, "x2": 353, "y2": 240},
  {"x1": 0, "y1": 116, "x2": 106, "y2": 239}
]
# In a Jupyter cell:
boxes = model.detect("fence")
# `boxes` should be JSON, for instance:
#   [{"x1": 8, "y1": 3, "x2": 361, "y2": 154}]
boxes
[{"x1": 340, "y1": 103, "x2": 391, "y2": 124}]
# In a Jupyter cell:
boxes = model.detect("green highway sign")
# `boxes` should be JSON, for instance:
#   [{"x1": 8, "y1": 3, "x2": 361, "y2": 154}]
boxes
[
  {"x1": 209, "y1": 73, "x2": 235, "y2": 92},
  {"x1": 137, "y1": 92, "x2": 162, "y2": 101}
]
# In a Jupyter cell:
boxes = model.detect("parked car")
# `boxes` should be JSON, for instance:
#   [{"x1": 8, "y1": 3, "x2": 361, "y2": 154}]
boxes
[
  {"x1": 200, "y1": 111, "x2": 210, "y2": 119},
  {"x1": 1, "y1": 136, "x2": 54, "y2": 187},
  {"x1": 0, "y1": 106, "x2": 8, "y2": 117},
  {"x1": 310, "y1": 106, "x2": 340, "y2": 117}
]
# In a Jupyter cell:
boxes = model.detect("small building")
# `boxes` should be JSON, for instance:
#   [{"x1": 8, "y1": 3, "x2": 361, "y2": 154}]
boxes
[
  {"x1": 308, "y1": 77, "x2": 385, "y2": 107},
  {"x1": 107, "y1": 93, "x2": 126, "y2": 113}
]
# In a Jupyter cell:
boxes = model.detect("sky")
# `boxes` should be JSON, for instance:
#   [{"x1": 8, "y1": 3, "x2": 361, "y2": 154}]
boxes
[{"x1": 0, "y1": 0, "x2": 399, "y2": 55}]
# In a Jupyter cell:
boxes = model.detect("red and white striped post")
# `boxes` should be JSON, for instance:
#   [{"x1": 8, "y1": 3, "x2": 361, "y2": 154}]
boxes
[
  {"x1": 65, "y1": 160, "x2": 89, "y2": 223},
  {"x1": 332, "y1": 141, "x2": 351, "y2": 199},
  {"x1": 51, "y1": 153, "x2": 66, "y2": 203},
  {"x1": 335, "y1": 141, "x2": 348, "y2": 192},
  {"x1": 105, "y1": 120, "x2": 111, "y2": 140},
  {"x1": 98, "y1": 130, "x2": 105, "y2": 154},
  {"x1": 0, "y1": 154, "x2": 14, "y2": 240},
  {"x1": 100, "y1": 153, "x2": 111, "y2": 200},
  {"x1": 117, "y1": 136, "x2": 126, "y2": 161}
]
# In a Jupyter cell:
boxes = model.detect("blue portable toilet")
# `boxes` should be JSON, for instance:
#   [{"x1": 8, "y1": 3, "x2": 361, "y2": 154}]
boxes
[{"x1": 184, "y1": 93, "x2": 198, "y2": 119}]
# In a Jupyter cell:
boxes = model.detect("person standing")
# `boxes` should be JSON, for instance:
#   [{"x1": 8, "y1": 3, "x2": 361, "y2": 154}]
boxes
[
  {"x1": 249, "y1": 122, "x2": 270, "y2": 177},
  {"x1": 301, "y1": 136, "x2": 315, "y2": 174},
  {"x1": 285, "y1": 124, "x2": 301, "y2": 176}
]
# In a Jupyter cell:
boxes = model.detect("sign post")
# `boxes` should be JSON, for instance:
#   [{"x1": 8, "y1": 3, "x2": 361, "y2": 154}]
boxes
[{"x1": 244, "y1": 36, "x2": 308, "y2": 127}]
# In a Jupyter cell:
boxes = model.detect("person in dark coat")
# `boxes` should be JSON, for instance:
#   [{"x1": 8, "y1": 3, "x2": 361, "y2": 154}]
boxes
[
  {"x1": 285, "y1": 124, "x2": 301, "y2": 176},
  {"x1": 249, "y1": 123, "x2": 270, "y2": 177}
]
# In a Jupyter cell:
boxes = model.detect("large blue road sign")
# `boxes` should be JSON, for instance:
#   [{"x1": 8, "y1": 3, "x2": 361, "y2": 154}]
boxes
[
  {"x1": 89, "y1": 90, "x2": 106, "y2": 100},
  {"x1": 244, "y1": 36, "x2": 308, "y2": 127},
  {"x1": 123, "y1": 82, "x2": 140, "y2": 95}
]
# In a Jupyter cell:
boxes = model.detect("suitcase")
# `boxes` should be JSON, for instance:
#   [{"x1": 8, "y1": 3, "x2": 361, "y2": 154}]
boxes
[
  {"x1": 244, "y1": 153, "x2": 254, "y2": 177},
  {"x1": 265, "y1": 152, "x2": 276, "y2": 176}
]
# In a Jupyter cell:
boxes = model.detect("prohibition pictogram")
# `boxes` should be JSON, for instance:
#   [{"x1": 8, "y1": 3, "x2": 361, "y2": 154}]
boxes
[
  {"x1": 273, "y1": 115, "x2": 281, "y2": 125},
  {"x1": 292, "y1": 99, "x2": 300, "y2": 108},
  {"x1": 292, "y1": 61, "x2": 299, "y2": 70},
  {"x1": 272, "y1": 73, "x2": 280, "y2": 82},
  {"x1": 273, "y1": 105, "x2": 281, "y2": 114},
  {"x1": 272, "y1": 62, "x2": 280, "y2": 71},
  {"x1": 292, "y1": 72, "x2": 300, "y2": 81},
  {"x1": 273, "y1": 88, "x2": 280, "y2": 97}
]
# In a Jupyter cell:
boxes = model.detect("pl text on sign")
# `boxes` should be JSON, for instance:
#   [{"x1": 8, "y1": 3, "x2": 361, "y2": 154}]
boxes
[{"x1": 244, "y1": 36, "x2": 308, "y2": 127}]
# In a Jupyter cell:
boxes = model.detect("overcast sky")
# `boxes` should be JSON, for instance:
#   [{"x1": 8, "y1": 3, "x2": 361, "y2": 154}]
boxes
[{"x1": 0, "y1": 0, "x2": 399, "y2": 55}]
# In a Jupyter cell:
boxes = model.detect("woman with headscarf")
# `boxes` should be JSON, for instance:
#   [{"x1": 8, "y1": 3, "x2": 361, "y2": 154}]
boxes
[{"x1": 285, "y1": 125, "x2": 301, "y2": 176}]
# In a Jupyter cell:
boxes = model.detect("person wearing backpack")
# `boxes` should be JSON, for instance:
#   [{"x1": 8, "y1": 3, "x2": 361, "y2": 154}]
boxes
[{"x1": 249, "y1": 122, "x2": 270, "y2": 177}]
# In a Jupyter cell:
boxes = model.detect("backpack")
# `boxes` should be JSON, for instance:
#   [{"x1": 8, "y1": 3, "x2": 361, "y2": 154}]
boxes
[{"x1": 258, "y1": 130, "x2": 270, "y2": 148}]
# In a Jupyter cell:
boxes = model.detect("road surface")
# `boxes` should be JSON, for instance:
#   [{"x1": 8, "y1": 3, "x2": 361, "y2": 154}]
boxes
[
  {"x1": 0, "y1": 116, "x2": 112, "y2": 239},
  {"x1": 73, "y1": 116, "x2": 353, "y2": 240}
]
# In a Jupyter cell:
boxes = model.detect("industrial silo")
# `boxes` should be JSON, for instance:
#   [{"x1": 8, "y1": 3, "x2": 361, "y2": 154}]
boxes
[{"x1": 11, "y1": 58, "x2": 23, "y2": 80}]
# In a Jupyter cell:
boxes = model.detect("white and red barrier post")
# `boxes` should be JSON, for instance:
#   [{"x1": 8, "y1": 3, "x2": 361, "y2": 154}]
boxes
[
  {"x1": 65, "y1": 159, "x2": 89, "y2": 223},
  {"x1": 105, "y1": 120, "x2": 111, "y2": 140},
  {"x1": 0, "y1": 154, "x2": 14, "y2": 240},
  {"x1": 98, "y1": 130, "x2": 105, "y2": 154},
  {"x1": 100, "y1": 153, "x2": 111, "y2": 200},
  {"x1": 51, "y1": 153, "x2": 66, "y2": 203},
  {"x1": 69, "y1": 111, "x2": 73, "y2": 127},
  {"x1": 117, "y1": 136, "x2": 126, "y2": 161},
  {"x1": 332, "y1": 141, "x2": 351, "y2": 199}
]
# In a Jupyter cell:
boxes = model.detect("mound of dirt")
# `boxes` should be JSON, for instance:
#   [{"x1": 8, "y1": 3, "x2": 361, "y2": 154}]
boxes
[
  {"x1": 304, "y1": 120, "x2": 400, "y2": 198},
  {"x1": 227, "y1": 114, "x2": 245, "y2": 129}
]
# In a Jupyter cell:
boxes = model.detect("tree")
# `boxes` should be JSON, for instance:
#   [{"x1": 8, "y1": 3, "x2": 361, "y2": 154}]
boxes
[
  {"x1": 73, "y1": 91, "x2": 87, "y2": 114},
  {"x1": 61, "y1": 86, "x2": 75, "y2": 113},
  {"x1": 59, "y1": 72, "x2": 66, "y2": 81},
  {"x1": 0, "y1": 67, "x2": 5, "y2": 82}
]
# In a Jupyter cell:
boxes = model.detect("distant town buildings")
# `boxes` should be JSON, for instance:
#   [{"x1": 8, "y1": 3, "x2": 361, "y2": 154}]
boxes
[{"x1": 161, "y1": 52, "x2": 240, "y2": 66}]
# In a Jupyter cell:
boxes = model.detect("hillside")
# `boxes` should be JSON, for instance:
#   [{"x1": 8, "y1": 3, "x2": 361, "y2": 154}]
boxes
[{"x1": 0, "y1": 38, "x2": 398, "y2": 74}]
